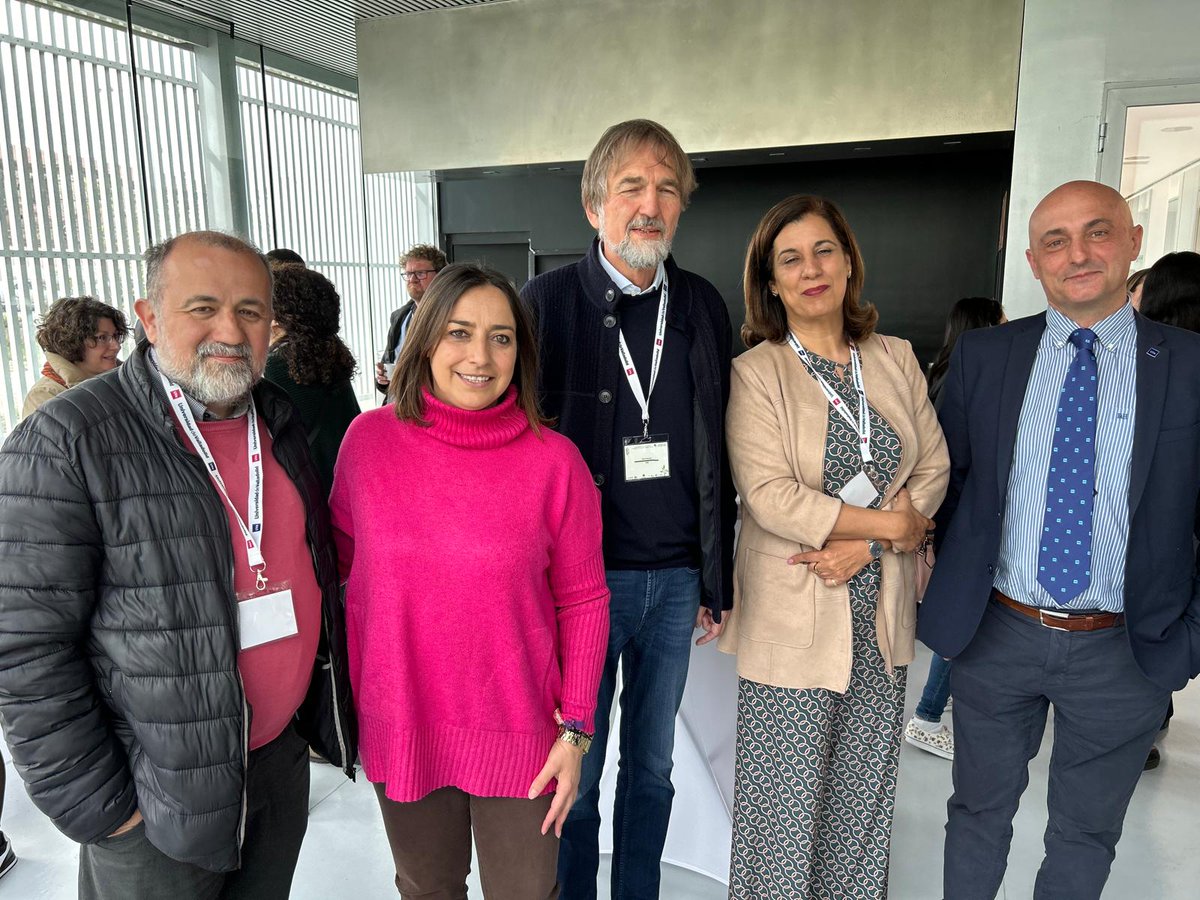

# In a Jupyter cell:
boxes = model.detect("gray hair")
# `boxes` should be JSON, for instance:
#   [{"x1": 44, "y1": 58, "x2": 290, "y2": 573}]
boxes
[
  {"x1": 143, "y1": 231, "x2": 273, "y2": 309},
  {"x1": 580, "y1": 119, "x2": 697, "y2": 215}
]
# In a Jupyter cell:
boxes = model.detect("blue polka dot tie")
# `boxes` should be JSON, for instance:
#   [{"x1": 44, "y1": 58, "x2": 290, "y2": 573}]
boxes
[{"x1": 1037, "y1": 328, "x2": 1098, "y2": 605}]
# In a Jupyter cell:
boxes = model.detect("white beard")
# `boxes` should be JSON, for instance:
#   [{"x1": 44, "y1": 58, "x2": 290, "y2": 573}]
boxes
[
  {"x1": 155, "y1": 334, "x2": 260, "y2": 408},
  {"x1": 599, "y1": 210, "x2": 672, "y2": 271}
]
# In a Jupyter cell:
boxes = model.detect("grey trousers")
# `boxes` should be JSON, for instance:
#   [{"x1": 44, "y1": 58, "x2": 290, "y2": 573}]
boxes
[
  {"x1": 944, "y1": 600, "x2": 1170, "y2": 900},
  {"x1": 79, "y1": 723, "x2": 311, "y2": 900}
]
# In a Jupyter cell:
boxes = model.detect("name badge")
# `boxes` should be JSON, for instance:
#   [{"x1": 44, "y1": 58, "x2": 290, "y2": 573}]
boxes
[
  {"x1": 838, "y1": 470, "x2": 879, "y2": 508},
  {"x1": 623, "y1": 434, "x2": 671, "y2": 481},
  {"x1": 238, "y1": 587, "x2": 298, "y2": 650}
]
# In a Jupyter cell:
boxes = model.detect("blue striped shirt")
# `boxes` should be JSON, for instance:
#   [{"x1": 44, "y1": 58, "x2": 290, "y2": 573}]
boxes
[{"x1": 994, "y1": 303, "x2": 1138, "y2": 612}]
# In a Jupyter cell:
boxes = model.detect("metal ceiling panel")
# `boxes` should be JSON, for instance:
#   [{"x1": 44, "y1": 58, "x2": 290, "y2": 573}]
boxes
[{"x1": 137, "y1": 0, "x2": 509, "y2": 78}]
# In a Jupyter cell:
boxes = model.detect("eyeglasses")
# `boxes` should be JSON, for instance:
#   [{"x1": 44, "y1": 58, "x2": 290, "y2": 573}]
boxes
[
  {"x1": 85, "y1": 333, "x2": 125, "y2": 348},
  {"x1": 402, "y1": 269, "x2": 438, "y2": 282}
]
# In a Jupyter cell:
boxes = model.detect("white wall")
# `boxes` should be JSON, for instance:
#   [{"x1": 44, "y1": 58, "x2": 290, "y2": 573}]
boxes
[
  {"x1": 357, "y1": 0, "x2": 1022, "y2": 173},
  {"x1": 1002, "y1": 0, "x2": 1200, "y2": 316}
]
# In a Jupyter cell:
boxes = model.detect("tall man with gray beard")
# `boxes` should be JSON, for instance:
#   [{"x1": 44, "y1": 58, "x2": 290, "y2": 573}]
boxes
[
  {"x1": 521, "y1": 120, "x2": 735, "y2": 899},
  {"x1": 0, "y1": 231, "x2": 356, "y2": 900}
]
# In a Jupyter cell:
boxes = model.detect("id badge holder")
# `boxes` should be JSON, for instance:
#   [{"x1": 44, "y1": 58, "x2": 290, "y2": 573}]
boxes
[
  {"x1": 838, "y1": 469, "x2": 880, "y2": 508},
  {"x1": 623, "y1": 433, "x2": 671, "y2": 481},
  {"x1": 236, "y1": 579, "x2": 298, "y2": 650}
]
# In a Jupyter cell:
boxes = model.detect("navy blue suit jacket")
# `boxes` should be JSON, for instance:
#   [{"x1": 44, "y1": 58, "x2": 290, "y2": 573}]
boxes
[{"x1": 917, "y1": 311, "x2": 1200, "y2": 691}]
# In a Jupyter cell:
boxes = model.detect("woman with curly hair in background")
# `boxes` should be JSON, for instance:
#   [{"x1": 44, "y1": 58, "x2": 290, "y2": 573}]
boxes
[
  {"x1": 22, "y1": 295, "x2": 129, "y2": 418},
  {"x1": 265, "y1": 264, "x2": 361, "y2": 495}
]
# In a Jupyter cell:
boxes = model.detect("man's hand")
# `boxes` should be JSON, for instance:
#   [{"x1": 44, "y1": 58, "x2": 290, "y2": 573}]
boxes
[
  {"x1": 375, "y1": 362, "x2": 390, "y2": 387},
  {"x1": 695, "y1": 606, "x2": 724, "y2": 645},
  {"x1": 790, "y1": 540, "x2": 874, "y2": 586},
  {"x1": 107, "y1": 809, "x2": 142, "y2": 838},
  {"x1": 528, "y1": 740, "x2": 584, "y2": 837}
]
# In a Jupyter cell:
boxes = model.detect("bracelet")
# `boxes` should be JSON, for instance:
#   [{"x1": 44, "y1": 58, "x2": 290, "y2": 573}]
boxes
[{"x1": 554, "y1": 708, "x2": 593, "y2": 754}]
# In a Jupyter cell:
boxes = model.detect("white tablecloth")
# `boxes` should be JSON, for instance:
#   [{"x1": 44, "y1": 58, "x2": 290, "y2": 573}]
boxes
[{"x1": 596, "y1": 641, "x2": 740, "y2": 884}]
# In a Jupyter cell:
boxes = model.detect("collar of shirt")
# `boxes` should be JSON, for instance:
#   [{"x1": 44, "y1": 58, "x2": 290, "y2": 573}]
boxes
[
  {"x1": 148, "y1": 347, "x2": 250, "y2": 421},
  {"x1": 597, "y1": 242, "x2": 666, "y2": 296},
  {"x1": 1043, "y1": 301, "x2": 1137, "y2": 358}
]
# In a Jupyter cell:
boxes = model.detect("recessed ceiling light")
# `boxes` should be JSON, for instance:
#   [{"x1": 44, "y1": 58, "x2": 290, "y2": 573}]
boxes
[
  {"x1": 943, "y1": 140, "x2": 962, "y2": 145},
  {"x1": 768, "y1": 151, "x2": 785, "y2": 157},
  {"x1": 547, "y1": 166, "x2": 563, "y2": 171},
  {"x1": 691, "y1": 156, "x2": 707, "y2": 163},
  {"x1": 853, "y1": 146, "x2": 872, "y2": 151},
  {"x1": 1161, "y1": 125, "x2": 1194, "y2": 133},
  {"x1": 482, "y1": 170, "x2": 498, "y2": 175}
]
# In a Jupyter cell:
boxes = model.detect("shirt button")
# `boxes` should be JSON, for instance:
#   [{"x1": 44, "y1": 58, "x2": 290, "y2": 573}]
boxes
[
  {"x1": 605, "y1": 289, "x2": 615, "y2": 302},
  {"x1": 603, "y1": 314, "x2": 617, "y2": 328},
  {"x1": 987, "y1": 564, "x2": 995, "y2": 575},
  {"x1": 593, "y1": 473, "x2": 605, "y2": 487},
  {"x1": 598, "y1": 389, "x2": 613, "y2": 404}
]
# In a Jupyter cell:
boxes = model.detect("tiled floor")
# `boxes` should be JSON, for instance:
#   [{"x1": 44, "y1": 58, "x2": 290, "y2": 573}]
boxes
[{"x1": 1, "y1": 645, "x2": 1196, "y2": 898}]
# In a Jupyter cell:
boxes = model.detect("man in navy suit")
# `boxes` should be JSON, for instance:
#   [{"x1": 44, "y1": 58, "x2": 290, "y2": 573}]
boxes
[{"x1": 919, "y1": 180, "x2": 1200, "y2": 899}]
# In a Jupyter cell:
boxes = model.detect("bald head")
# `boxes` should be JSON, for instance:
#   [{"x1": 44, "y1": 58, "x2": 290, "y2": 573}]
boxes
[{"x1": 1025, "y1": 180, "x2": 1142, "y2": 327}]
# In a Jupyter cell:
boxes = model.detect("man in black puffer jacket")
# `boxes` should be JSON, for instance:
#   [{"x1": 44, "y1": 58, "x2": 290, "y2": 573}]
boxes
[{"x1": 0, "y1": 231, "x2": 357, "y2": 899}]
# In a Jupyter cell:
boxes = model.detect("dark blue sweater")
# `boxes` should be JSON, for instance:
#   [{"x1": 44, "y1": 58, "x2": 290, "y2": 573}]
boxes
[{"x1": 521, "y1": 240, "x2": 735, "y2": 617}]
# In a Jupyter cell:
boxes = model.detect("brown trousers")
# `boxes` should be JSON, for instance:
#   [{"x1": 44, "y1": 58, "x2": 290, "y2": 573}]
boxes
[{"x1": 373, "y1": 784, "x2": 560, "y2": 900}]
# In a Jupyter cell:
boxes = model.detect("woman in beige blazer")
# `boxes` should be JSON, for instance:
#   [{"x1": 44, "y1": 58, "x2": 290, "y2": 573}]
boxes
[{"x1": 719, "y1": 195, "x2": 949, "y2": 899}]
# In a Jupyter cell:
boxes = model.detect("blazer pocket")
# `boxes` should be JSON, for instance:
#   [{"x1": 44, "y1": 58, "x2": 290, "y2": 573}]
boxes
[
  {"x1": 739, "y1": 547, "x2": 815, "y2": 649},
  {"x1": 1156, "y1": 422, "x2": 1200, "y2": 445}
]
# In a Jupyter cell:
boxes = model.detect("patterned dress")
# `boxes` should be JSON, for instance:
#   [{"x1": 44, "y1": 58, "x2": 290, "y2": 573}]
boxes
[{"x1": 729, "y1": 351, "x2": 907, "y2": 900}]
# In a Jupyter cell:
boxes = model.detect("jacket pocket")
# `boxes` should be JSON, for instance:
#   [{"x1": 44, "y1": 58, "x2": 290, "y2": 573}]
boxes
[{"x1": 738, "y1": 547, "x2": 815, "y2": 649}]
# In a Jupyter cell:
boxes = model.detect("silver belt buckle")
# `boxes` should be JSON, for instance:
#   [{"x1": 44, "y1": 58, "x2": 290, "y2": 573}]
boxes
[{"x1": 1038, "y1": 608, "x2": 1072, "y2": 631}]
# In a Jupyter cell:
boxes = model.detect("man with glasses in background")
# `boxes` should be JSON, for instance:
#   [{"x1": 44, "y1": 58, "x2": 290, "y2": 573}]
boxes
[{"x1": 375, "y1": 243, "x2": 447, "y2": 395}]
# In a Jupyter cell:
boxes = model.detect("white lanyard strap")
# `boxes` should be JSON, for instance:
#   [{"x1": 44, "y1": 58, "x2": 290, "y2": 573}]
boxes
[
  {"x1": 616, "y1": 280, "x2": 669, "y2": 439},
  {"x1": 160, "y1": 374, "x2": 268, "y2": 588},
  {"x1": 786, "y1": 332, "x2": 873, "y2": 464}
]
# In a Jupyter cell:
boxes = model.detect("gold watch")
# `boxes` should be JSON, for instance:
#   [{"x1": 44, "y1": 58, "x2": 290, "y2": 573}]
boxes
[{"x1": 557, "y1": 726, "x2": 593, "y2": 754}]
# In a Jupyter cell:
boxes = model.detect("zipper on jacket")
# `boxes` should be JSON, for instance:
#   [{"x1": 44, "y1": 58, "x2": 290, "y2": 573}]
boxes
[{"x1": 229, "y1": 554, "x2": 250, "y2": 862}]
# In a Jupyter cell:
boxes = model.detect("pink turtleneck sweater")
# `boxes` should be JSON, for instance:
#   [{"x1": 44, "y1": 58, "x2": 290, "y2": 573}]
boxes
[{"x1": 329, "y1": 387, "x2": 609, "y2": 802}]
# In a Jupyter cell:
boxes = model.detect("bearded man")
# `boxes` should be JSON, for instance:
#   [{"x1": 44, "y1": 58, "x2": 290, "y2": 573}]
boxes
[
  {"x1": 0, "y1": 231, "x2": 356, "y2": 900},
  {"x1": 520, "y1": 119, "x2": 735, "y2": 900}
]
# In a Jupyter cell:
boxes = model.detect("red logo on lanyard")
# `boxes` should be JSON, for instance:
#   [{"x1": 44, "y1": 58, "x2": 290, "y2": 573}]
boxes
[
  {"x1": 251, "y1": 453, "x2": 260, "y2": 463},
  {"x1": 170, "y1": 389, "x2": 182, "y2": 399}
]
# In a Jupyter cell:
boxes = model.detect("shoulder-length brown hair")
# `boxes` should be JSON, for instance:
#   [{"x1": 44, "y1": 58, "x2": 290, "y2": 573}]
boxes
[
  {"x1": 741, "y1": 195, "x2": 877, "y2": 348},
  {"x1": 390, "y1": 263, "x2": 549, "y2": 432}
]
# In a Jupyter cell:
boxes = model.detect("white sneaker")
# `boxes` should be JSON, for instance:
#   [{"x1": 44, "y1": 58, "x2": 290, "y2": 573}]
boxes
[{"x1": 905, "y1": 717, "x2": 954, "y2": 760}]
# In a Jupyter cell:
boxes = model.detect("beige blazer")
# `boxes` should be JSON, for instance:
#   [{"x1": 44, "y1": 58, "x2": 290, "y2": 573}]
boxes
[
  {"x1": 717, "y1": 333, "x2": 949, "y2": 691},
  {"x1": 21, "y1": 352, "x2": 90, "y2": 419}
]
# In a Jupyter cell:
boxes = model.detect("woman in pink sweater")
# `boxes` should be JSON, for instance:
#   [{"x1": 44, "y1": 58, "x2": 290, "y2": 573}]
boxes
[{"x1": 330, "y1": 263, "x2": 609, "y2": 899}]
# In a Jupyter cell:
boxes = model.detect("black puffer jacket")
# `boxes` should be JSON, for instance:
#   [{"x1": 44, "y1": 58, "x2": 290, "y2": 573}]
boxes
[{"x1": 0, "y1": 343, "x2": 357, "y2": 872}]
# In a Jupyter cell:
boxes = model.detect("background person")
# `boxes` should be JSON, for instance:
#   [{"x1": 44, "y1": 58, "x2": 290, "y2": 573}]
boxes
[
  {"x1": 330, "y1": 263, "x2": 609, "y2": 899},
  {"x1": 375, "y1": 243, "x2": 447, "y2": 395},
  {"x1": 265, "y1": 264, "x2": 361, "y2": 496},
  {"x1": 22, "y1": 295, "x2": 128, "y2": 417},
  {"x1": 719, "y1": 195, "x2": 949, "y2": 898},
  {"x1": 1126, "y1": 266, "x2": 1148, "y2": 309},
  {"x1": 904, "y1": 296, "x2": 1005, "y2": 761}
]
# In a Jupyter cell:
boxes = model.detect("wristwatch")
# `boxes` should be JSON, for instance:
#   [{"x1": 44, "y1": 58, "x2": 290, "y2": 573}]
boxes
[
  {"x1": 867, "y1": 540, "x2": 884, "y2": 560},
  {"x1": 557, "y1": 726, "x2": 593, "y2": 755}
]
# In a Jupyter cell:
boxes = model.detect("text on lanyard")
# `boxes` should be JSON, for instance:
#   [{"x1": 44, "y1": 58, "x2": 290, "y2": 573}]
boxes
[
  {"x1": 616, "y1": 280, "x2": 669, "y2": 439},
  {"x1": 785, "y1": 332, "x2": 873, "y2": 464}
]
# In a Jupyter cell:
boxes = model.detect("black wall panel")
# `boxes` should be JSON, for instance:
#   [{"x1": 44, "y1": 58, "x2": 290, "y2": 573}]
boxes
[{"x1": 439, "y1": 148, "x2": 1013, "y2": 366}]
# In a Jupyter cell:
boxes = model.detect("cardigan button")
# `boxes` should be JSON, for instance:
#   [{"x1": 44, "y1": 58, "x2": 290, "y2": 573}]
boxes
[
  {"x1": 598, "y1": 389, "x2": 613, "y2": 404},
  {"x1": 593, "y1": 473, "x2": 605, "y2": 486},
  {"x1": 603, "y1": 314, "x2": 617, "y2": 328},
  {"x1": 605, "y1": 289, "x2": 615, "y2": 302}
]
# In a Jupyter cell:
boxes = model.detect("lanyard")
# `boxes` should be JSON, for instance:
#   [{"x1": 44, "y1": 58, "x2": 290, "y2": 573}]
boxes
[
  {"x1": 160, "y1": 374, "x2": 268, "y2": 590},
  {"x1": 616, "y1": 280, "x2": 669, "y2": 439},
  {"x1": 786, "y1": 332, "x2": 873, "y2": 464}
]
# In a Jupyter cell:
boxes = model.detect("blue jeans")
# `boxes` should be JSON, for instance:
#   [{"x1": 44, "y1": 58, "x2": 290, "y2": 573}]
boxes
[
  {"x1": 916, "y1": 653, "x2": 953, "y2": 723},
  {"x1": 945, "y1": 600, "x2": 1169, "y2": 900},
  {"x1": 558, "y1": 566, "x2": 700, "y2": 900}
]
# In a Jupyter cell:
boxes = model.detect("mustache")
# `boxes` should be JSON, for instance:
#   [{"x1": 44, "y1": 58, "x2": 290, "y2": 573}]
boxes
[
  {"x1": 197, "y1": 341, "x2": 251, "y2": 361},
  {"x1": 626, "y1": 215, "x2": 666, "y2": 234}
]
